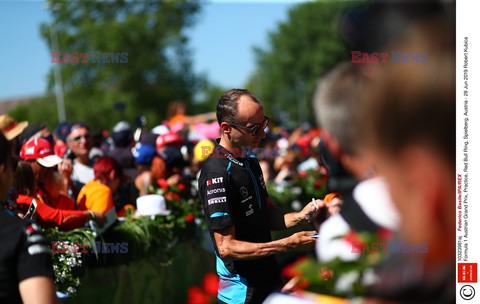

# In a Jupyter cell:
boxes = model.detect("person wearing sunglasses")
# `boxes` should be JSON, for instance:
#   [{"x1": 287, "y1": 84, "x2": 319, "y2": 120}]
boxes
[
  {"x1": 198, "y1": 89, "x2": 317, "y2": 304},
  {"x1": 60, "y1": 122, "x2": 97, "y2": 199}
]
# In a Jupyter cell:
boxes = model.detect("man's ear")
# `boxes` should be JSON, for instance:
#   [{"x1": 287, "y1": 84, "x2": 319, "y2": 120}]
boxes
[
  {"x1": 109, "y1": 170, "x2": 116, "y2": 181},
  {"x1": 322, "y1": 130, "x2": 342, "y2": 159},
  {"x1": 220, "y1": 122, "x2": 231, "y2": 135}
]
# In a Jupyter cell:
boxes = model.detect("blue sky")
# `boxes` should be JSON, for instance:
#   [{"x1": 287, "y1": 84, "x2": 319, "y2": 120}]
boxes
[{"x1": 0, "y1": 0, "x2": 304, "y2": 101}]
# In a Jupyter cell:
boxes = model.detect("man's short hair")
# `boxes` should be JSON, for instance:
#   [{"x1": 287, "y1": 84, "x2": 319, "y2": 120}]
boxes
[
  {"x1": 216, "y1": 89, "x2": 261, "y2": 125},
  {"x1": 360, "y1": 16, "x2": 454, "y2": 165},
  {"x1": 312, "y1": 63, "x2": 364, "y2": 155}
]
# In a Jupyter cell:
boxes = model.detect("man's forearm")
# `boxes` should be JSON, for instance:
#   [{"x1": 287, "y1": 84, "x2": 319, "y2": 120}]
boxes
[
  {"x1": 217, "y1": 238, "x2": 291, "y2": 260},
  {"x1": 268, "y1": 199, "x2": 307, "y2": 230},
  {"x1": 284, "y1": 212, "x2": 309, "y2": 228}
]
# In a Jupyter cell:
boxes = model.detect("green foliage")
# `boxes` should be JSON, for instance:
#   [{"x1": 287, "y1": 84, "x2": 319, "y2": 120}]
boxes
[
  {"x1": 47, "y1": 228, "x2": 97, "y2": 296},
  {"x1": 267, "y1": 169, "x2": 328, "y2": 212},
  {"x1": 247, "y1": 1, "x2": 350, "y2": 126},
  {"x1": 8, "y1": 96, "x2": 59, "y2": 129},
  {"x1": 37, "y1": 0, "x2": 203, "y2": 129},
  {"x1": 45, "y1": 209, "x2": 198, "y2": 297}
]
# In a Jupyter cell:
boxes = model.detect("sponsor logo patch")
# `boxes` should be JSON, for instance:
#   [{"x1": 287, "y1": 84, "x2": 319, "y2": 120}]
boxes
[
  {"x1": 241, "y1": 196, "x2": 252, "y2": 203},
  {"x1": 240, "y1": 187, "x2": 248, "y2": 198},
  {"x1": 245, "y1": 204, "x2": 254, "y2": 216},
  {"x1": 207, "y1": 188, "x2": 226, "y2": 195},
  {"x1": 207, "y1": 177, "x2": 224, "y2": 186},
  {"x1": 208, "y1": 196, "x2": 227, "y2": 205}
]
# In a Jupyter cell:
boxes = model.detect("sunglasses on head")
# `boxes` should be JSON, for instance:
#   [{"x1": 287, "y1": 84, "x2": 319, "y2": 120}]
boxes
[
  {"x1": 230, "y1": 116, "x2": 269, "y2": 136},
  {"x1": 69, "y1": 134, "x2": 91, "y2": 142}
]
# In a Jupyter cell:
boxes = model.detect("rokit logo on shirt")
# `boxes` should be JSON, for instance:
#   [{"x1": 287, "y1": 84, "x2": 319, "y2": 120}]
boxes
[{"x1": 207, "y1": 177, "x2": 224, "y2": 186}]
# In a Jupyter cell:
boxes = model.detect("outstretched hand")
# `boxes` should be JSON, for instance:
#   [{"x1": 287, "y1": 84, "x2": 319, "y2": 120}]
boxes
[{"x1": 288, "y1": 230, "x2": 317, "y2": 251}]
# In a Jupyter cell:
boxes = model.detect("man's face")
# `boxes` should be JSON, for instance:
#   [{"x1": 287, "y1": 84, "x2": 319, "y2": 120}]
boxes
[
  {"x1": 367, "y1": 146, "x2": 433, "y2": 245},
  {"x1": 228, "y1": 95, "x2": 267, "y2": 150},
  {"x1": 66, "y1": 127, "x2": 92, "y2": 158}
]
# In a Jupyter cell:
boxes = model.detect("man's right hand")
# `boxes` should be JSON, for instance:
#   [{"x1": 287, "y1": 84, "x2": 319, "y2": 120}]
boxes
[{"x1": 288, "y1": 230, "x2": 317, "y2": 250}]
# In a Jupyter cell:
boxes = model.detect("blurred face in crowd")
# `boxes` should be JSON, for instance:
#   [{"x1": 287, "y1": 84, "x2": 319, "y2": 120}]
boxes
[
  {"x1": 365, "y1": 142, "x2": 454, "y2": 265},
  {"x1": 67, "y1": 126, "x2": 92, "y2": 158},
  {"x1": 227, "y1": 95, "x2": 267, "y2": 150}
]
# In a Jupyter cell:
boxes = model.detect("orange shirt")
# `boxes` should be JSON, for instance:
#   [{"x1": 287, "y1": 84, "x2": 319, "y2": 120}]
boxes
[
  {"x1": 77, "y1": 180, "x2": 115, "y2": 214},
  {"x1": 168, "y1": 114, "x2": 186, "y2": 125}
]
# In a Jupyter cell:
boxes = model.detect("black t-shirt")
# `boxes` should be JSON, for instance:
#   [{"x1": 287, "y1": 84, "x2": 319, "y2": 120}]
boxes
[
  {"x1": 198, "y1": 143, "x2": 281, "y2": 303},
  {"x1": 0, "y1": 209, "x2": 55, "y2": 303}
]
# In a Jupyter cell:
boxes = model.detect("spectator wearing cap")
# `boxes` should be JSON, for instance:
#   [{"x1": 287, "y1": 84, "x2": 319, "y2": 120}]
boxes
[
  {"x1": 0, "y1": 114, "x2": 29, "y2": 154},
  {"x1": 107, "y1": 121, "x2": 134, "y2": 169},
  {"x1": 52, "y1": 122, "x2": 70, "y2": 158},
  {"x1": 17, "y1": 138, "x2": 106, "y2": 227},
  {"x1": 13, "y1": 161, "x2": 105, "y2": 231},
  {"x1": 77, "y1": 156, "x2": 124, "y2": 215},
  {"x1": 62, "y1": 122, "x2": 97, "y2": 198},
  {"x1": 155, "y1": 131, "x2": 184, "y2": 154},
  {"x1": 133, "y1": 144, "x2": 156, "y2": 196},
  {"x1": 20, "y1": 138, "x2": 74, "y2": 210}
]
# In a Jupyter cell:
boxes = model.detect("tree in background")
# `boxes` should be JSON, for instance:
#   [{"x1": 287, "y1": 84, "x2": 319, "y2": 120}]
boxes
[
  {"x1": 246, "y1": 1, "x2": 350, "y2": 128},
  {"x1": 20, "y1": 0, "x2": 203, "y2": 130}
]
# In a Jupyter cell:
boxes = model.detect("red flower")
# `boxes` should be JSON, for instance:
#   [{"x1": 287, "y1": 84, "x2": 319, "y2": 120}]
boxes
[
  {"x1": 178, "y1": 183, "x2": 186, "y2": 192},
  {"x1": 157, "y1": 178, "x2": 169, "y2": 190},
  {"x1": 314, "y1": 180, "x2": 323, "y2": 189},
  {"x1": 186, "y1": 286, "x2": 209, "y2": 304},
  {"x1": 320, "y1": 267, "x2": 332, "y2": 280},
  {"x1": 282, "y1": 263, "x2": 302, "y2": 278},
  {"x1": 298, "y1": 171, "x2": 308, "y2": 178},
  {"x1": 203, "y1": 273, "x2": 219, "y2": 297},
  {"x1": 165, "y1": 192, "x2": 180, "y2": 201},
  {"x1": 343, "y1": 230, "x2": 365, "y2": 252},
  {"x1": 321, "y1": 175, "x2": 328, "y2": 183},
  {"x1": 377, "y1": 228, "x2": 393, "y2": 241},
  {"x1": 185, "y1": 214, "x2": 195, "y2": 223},
  {"x1": 282, "y1": 256, "x2": 307, "y2": 278},
  {"x1": 296, "y1": 278, "x2": 311, "y2": 290}
]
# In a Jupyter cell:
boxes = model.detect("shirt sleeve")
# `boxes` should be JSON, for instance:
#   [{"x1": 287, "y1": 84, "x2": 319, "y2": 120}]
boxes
[
  {"x1": 35, "y1": 201, "x2": 87, "y2": 231},
  {"x1": 17, "y1": 221, "x2": 55, "y2": 282},
  {"x1": 199, "y1": 170, "x2": 233, "y2": 231}
]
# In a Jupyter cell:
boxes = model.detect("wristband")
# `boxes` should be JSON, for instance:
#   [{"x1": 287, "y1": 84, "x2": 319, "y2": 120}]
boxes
[{"x1": 88, "y1": 210, "x2": 96, "y2": 221}]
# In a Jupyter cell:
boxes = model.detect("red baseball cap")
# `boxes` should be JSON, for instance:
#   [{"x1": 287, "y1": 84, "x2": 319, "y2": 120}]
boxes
[
  {"x1": 20, "y1": 138, "x2": 63, "y2": 167},
  {"x1": 156, "y1": 132, "x2": 183, "y2": 150}
]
